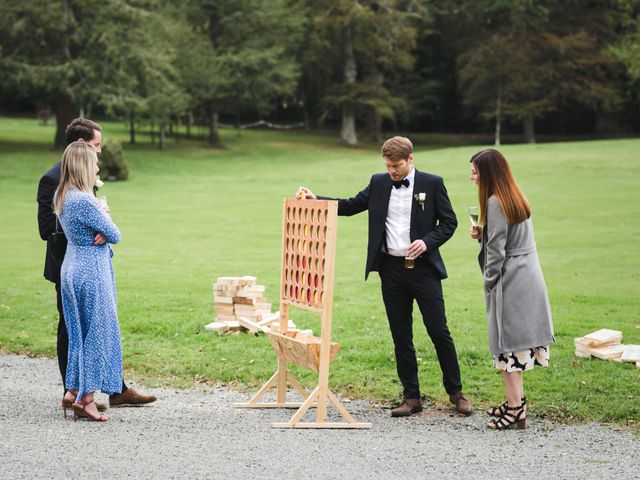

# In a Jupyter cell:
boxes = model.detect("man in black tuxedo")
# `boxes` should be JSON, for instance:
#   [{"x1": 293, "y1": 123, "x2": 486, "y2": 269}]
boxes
[
  {"x1": 37, "y1": 117, "x2": 156, "y2": 409},
  {"x1": 297, "y1": 136, "x2": 471, "y2": 416}
]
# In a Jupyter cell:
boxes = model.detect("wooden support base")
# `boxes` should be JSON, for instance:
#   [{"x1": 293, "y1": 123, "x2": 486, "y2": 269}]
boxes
[
  {"x1": 232, "y1": 369, "x2": 309, "y2": 409},
  {"x1": 271, "y1": 386, "x2": 371, "y2": 429},
  {"x1": 235, "y1": 402, "x2": 307, "y2": 409},
  {"x1": 272, "y1": 422, "x2": 372, "y2": 429}
]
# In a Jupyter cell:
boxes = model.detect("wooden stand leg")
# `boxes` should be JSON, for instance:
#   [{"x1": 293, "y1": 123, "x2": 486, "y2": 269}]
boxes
[
  {"x1": 233, "y1": 363, "x2": 310, "y2": 409},
  {"x1": 272, "y1": 388, "x2": 371, "y2": 429}
]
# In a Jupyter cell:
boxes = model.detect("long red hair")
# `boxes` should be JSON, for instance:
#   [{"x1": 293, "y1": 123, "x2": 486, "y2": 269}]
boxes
[{"x1": 471, "y1": 149, "x2": 530, "y2": 225}]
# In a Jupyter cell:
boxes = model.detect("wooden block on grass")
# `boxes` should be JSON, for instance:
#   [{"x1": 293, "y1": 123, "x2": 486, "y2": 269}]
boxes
[
  {"x1": 216, "y1": 314, "x2": 237, "y2": 322},
  {"x1": 589, "y1": 344, "x2": 627, "y2": 360},
  {"x1": 583, "y1": 329, "x2": 622, "y2": 346},
  {"x1": 238, "y1": 316, "x2": 262, "y2": 333},
  {"x1": 204, "y1": 322, "x2": 229, "y2": 333},
  {"x1": 224, "y1": 321, "x2": 242, "y2": 330},
  {"x1": 258, "y1": 311, "x2": 280, "y2": 326},
  {"x1": 620, "y1": 345, "x2": 640, "y2": 362}
]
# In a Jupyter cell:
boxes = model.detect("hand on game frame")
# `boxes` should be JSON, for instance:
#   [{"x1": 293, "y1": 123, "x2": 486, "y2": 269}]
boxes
[{"x1": 296, "y1": 186, "x2": 317, "y2": 200}]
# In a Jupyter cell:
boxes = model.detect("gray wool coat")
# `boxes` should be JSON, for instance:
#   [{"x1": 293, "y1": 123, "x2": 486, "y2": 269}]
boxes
[{"x1": 478, "y1": 196, "x2": 555, "y2": 355}]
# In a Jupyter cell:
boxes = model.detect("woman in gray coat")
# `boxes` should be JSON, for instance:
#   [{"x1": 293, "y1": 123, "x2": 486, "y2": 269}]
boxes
[{"x1": 469, "y1": 149, "x2": 554, "y2": 430}]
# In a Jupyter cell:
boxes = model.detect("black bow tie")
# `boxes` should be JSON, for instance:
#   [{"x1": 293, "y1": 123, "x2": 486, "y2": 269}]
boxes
[{"x1": 392, "y1": 178, "x2": 410, "y2": 189}]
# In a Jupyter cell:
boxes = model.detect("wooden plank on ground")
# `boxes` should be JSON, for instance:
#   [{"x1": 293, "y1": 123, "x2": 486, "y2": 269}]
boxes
[
  {"x1": 238, "y1": 316, "x2": 262, "y2": 333},
  {"x1": 589, "y1": 344, "x2": 627, "y2": 360},
  {"x1": 583, "y1": 329, "x2": 622, "y2": 346},
  {"x1": 204, "y1": 322, "x2": 229, "y2": 333},
  {"x1": 620, "y1": 345, "x2": 640, "y2": 362}
]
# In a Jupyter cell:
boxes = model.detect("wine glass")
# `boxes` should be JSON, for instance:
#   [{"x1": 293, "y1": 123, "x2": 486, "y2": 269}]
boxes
[{"x1": 468, "y1": 206, "x2": 479, "y2": 226}]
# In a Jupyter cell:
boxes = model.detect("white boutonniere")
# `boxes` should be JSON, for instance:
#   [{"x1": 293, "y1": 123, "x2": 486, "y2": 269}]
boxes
[
  {"x1": 95, "y1": 175, "x2": 104, "y2": 190},
  {"x1": 414, "y1": 192, "x2": 426, "y2": 210}
]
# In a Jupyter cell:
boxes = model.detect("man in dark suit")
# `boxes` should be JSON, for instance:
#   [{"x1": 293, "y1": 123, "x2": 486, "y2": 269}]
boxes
[
  {"x1": 37, "y1": 117, "x2": 156, "y2": 409},
  {"x1": 297, "y1": 136, "x2": 472, "y2": 416}
]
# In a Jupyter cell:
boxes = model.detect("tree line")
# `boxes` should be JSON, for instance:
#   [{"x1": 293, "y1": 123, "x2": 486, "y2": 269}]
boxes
[{"x1": 1, "y1": 0, "x2": 638, "y2": 148}]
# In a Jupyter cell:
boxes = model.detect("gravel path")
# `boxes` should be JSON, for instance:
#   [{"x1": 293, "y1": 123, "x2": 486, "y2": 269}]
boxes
[{"x1": 0, "y1": 354, "x2": 637, "y2": 479}]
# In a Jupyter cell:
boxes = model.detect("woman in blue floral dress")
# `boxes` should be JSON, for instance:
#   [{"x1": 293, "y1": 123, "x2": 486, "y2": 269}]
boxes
[{"x1": 55, "y1": 142, "x2": 122, "y2": 422}]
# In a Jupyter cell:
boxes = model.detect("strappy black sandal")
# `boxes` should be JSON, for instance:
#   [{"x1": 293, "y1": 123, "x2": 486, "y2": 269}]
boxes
[
  {"x1": 487, "y1": 396, "x2": 526, "y2": 417},
  {"x1": 487, "y1": 404, "x2": 526, "y2": 430}
]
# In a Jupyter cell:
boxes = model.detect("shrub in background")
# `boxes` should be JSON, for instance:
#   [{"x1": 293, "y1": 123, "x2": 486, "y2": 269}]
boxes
[{"x1": 99, "y1": 140, "x2": 129, "y2": 180}]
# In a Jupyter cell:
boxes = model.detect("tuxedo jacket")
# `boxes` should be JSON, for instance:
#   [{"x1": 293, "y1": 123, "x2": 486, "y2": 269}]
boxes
[
  {"x1": 37, "y1": 161, "x2": 66, "y2": 283},
  {"x1": 323, "y1": 169, "x2": 457, "y2": 280}
]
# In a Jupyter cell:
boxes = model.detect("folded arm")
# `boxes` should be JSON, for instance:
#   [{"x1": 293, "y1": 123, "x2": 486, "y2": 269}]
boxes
[{"x1": 78, "y1": 195, "x2": 121, "y2": 244}]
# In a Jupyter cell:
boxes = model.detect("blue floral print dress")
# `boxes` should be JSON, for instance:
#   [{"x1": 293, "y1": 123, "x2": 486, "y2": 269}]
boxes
[{"x1": 58, "y1": 189, "x2": 122, "y2": 400}]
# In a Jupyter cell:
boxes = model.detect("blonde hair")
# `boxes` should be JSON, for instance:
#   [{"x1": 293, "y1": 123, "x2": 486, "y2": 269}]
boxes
[
  {"x1": 381, "y1": 136, "x2": 413, "y2": 161},
  {"x1": 54, "y1": 142, "x2": 97, "y2": 215}
]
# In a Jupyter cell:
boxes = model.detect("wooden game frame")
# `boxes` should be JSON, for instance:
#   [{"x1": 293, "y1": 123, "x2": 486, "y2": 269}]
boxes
[{"x1": 234, "y1": 198, "x2": 371, "y2": 429}]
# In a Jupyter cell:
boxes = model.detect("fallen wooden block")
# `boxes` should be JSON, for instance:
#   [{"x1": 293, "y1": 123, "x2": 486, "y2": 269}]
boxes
[
  {"x1": 258, "y1": 311, "x2": 280, "y2": 326},
  {"x1": 589, "y1": 344, "x2": 627, "y2": 360},
  {"x1": 237, "y1": 316, "x2": 262, "y2": 333},
  {"x1": 204, "y1": 322, "x2": 229, "y2": 333},
  {"x1": 225, "y1": 321, "x2": 242, "y2": 330},
  {"x1": 620, "y1": 345, "x2": 640, "y2": 362},
  {"x1": 583, "y1": 329, "x2": 622, "y2": 347}
]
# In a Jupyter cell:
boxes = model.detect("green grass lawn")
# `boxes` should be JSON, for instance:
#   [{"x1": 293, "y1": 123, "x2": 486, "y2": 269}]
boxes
[{"x1": 1, "y1": 117, "x2": 638, "y2": 425}]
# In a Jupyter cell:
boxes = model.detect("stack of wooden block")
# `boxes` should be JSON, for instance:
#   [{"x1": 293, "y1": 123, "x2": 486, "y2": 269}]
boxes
[
  {"x1": 205, "y1": 276, "x2": 305, "y2": 335},
  {"x1": 574, "y1": 329, "x2": 640, "y2": 366}
]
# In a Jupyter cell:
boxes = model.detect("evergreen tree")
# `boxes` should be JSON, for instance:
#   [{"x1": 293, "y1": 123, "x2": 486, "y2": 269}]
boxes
[
  {"x1": 0, "y1": 0, "x2": 175, "y2": 147},
  {"x1": 178, "y1": 0, "x2": 306, "y2": 145}
]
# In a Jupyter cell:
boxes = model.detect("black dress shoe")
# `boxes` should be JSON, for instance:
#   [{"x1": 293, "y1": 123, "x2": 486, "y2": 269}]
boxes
[{"x1": 390, "y1": 398, "x2": 423, "y2": 417}]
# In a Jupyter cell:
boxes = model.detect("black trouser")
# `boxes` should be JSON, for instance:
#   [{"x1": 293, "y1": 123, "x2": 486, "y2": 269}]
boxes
[
  {"x1": 55, "y1": 283, "x2": 127, "y2": 395},
  {"x1": 379, "y1": 254, "x2": 462, "y2": 399}
]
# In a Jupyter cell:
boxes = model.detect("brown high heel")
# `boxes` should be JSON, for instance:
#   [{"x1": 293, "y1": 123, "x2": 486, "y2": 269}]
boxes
[
  {"x1": 62, "y1": 396, "x2": 107, "y2": 418},
  {"x1": 72, "y1": 402, "x2": 108, "y2": 422},
  {"x1": 487, "y1": 396, "x2": 526, "y2": 417},
  {"x1": 62, "y1": 400, "x2": 72, "y2": 419},
  {"x1": 487, "y1": 404, "x2": 526, "y2": 430},
  {"x1": 61, "y1": 392, "x2": 77, "y2": 419}
]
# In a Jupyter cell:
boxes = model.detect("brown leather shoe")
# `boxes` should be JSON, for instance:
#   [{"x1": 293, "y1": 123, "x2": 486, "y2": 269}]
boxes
[
  {"x1": 449, "y1": 392, "x2": 473, "y2": 415},
  {"x1": 109, "y1": 388, "x2": 157, "y2": 407},
  {"x1": 390, "y1": 398, "x2": 423, "y2": 417}
]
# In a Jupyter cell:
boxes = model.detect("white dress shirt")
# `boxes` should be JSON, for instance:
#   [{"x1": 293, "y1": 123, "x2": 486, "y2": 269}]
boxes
[{"x1": 385, "y1": 167, "x2": 415, "y2": 256}]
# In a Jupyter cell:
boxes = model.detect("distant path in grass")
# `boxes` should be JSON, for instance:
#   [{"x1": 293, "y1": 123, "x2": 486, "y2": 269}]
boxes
[{"x1": 1, "y1": 354, "x2": 638, "y2": 479}]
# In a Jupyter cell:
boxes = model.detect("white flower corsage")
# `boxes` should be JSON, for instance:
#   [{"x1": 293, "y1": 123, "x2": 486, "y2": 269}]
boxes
[
  {"x1": 414, "y1": 192, "x2": 426, "y2": 210},
  {"x1": 95, "y1": 175, "x2": 104, "y2": 190}
]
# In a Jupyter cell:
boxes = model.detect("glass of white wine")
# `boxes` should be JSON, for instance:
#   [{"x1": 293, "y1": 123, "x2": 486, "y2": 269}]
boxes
[{"x1": 468, "y1": 206, "x2": 479, "y2": 226}]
